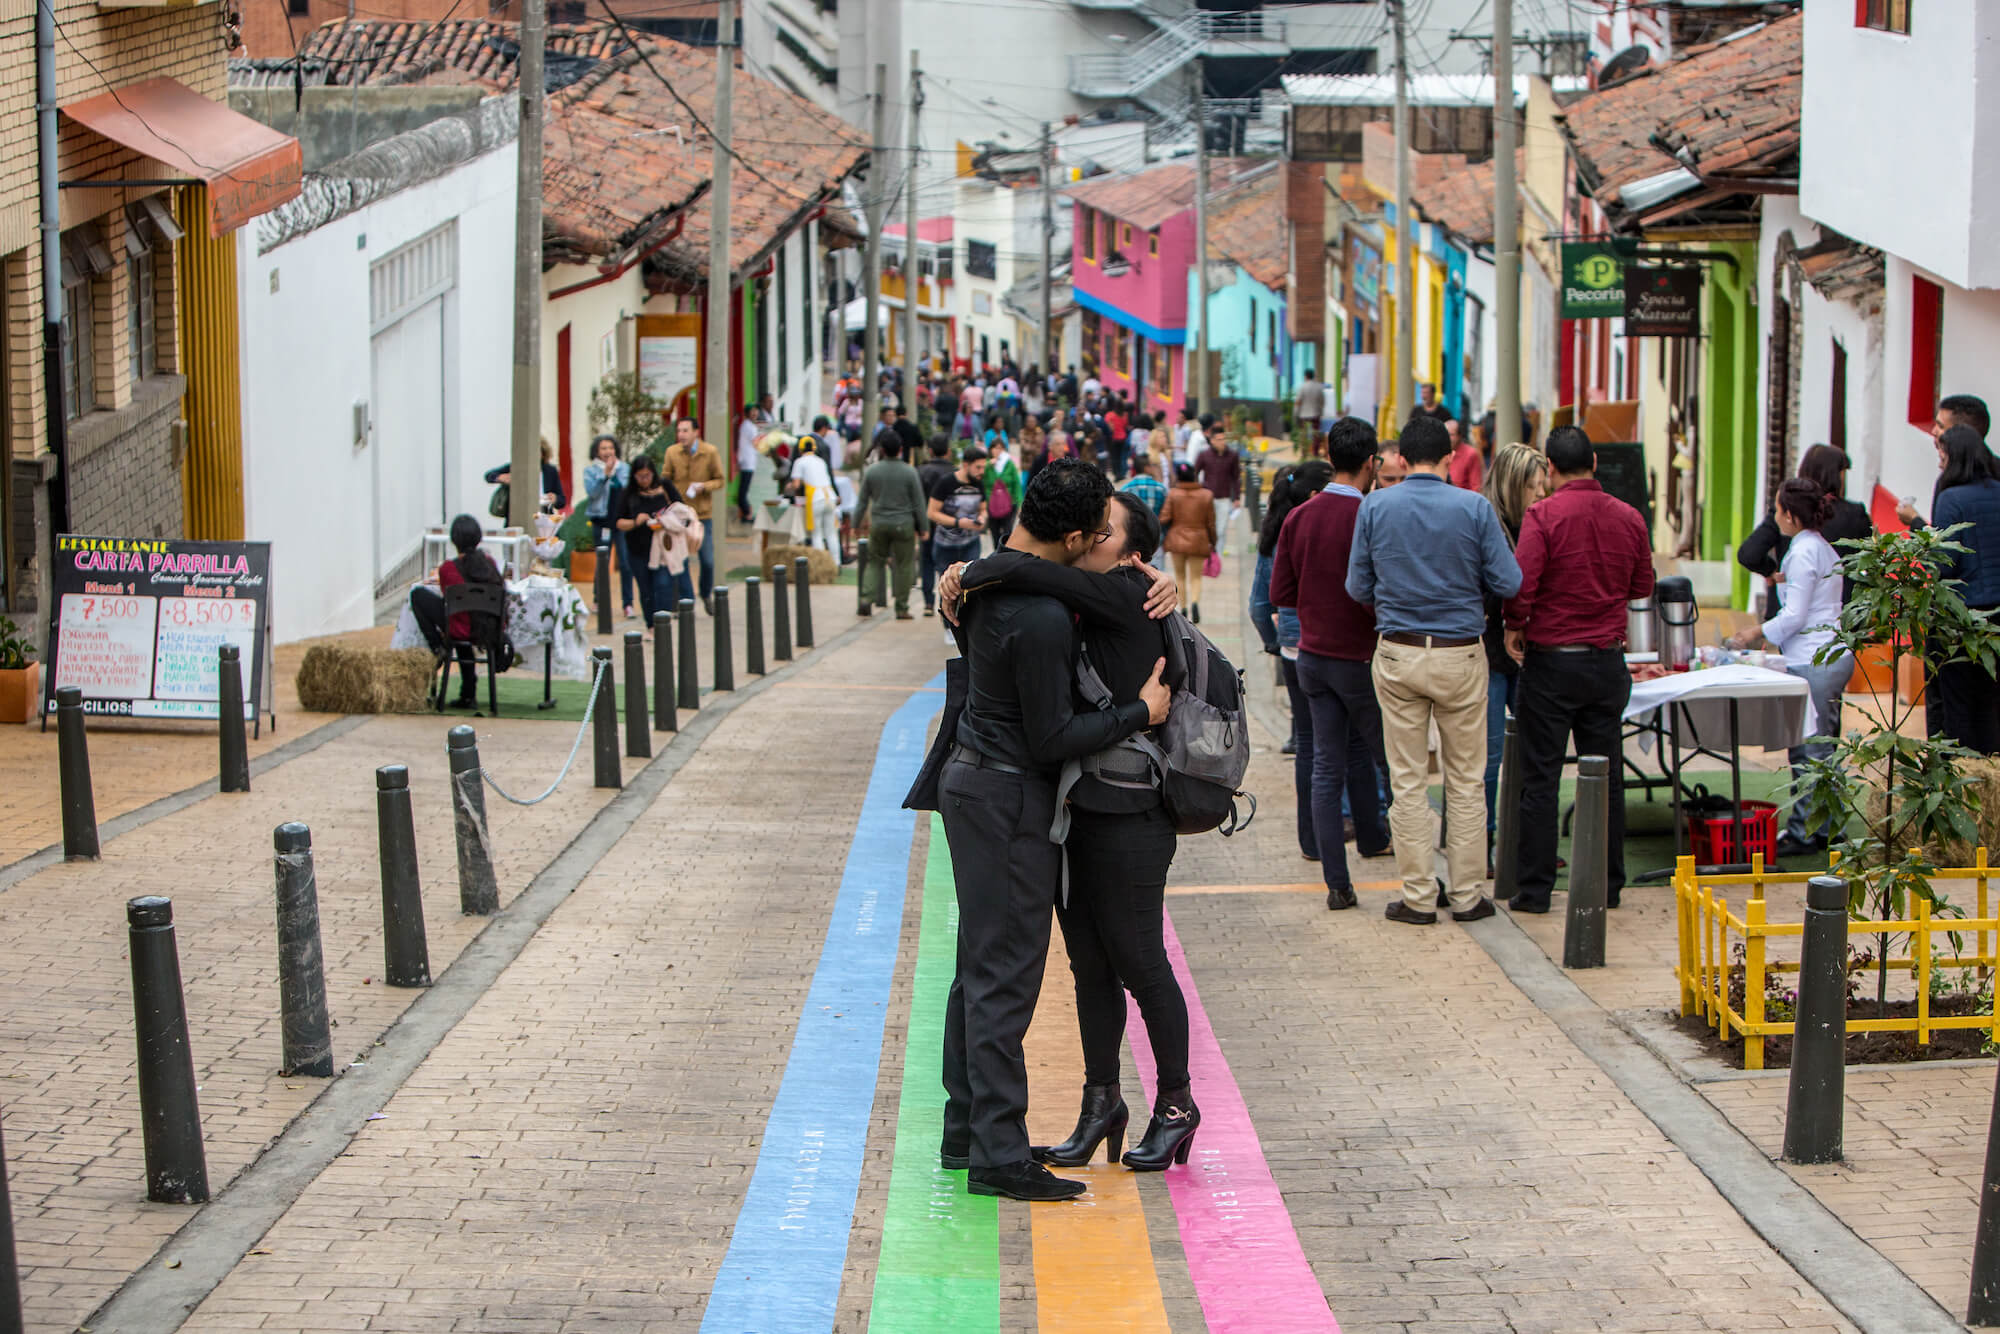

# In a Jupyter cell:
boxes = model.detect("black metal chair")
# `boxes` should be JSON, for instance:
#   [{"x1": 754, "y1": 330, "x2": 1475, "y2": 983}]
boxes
[{"x1": 434, "y1": 580, "x2": 507, "y2": 717}]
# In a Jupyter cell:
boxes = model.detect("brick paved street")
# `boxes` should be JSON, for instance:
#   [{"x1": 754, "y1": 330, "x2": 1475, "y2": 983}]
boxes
[{"x1": 0, "y1": 548, "x2": 1969, "y2": 1334}]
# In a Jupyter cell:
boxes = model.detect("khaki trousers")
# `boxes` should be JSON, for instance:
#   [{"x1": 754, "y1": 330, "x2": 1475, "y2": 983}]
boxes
[{"x1": 1370, "y1": 638, "x2": 1489, "y2": 910}]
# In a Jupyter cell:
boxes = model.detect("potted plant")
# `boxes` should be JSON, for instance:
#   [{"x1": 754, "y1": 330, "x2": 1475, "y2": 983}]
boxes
[
  {"x1": 1801, "y1": 523, "x2": 2000, "y2": 1015},
  {"x1": 0, "y1": 616, "x2": 39, "y2": 724}
]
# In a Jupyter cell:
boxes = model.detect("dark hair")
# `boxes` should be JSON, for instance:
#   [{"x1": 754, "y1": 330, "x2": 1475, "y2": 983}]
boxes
[
  {"x1": 1326, "y1": 416, "x2": 1377, "y2": 474},
  {"x1": 1936, "y1": 424, "x2": 2000, "y2": 504},
  {"x1": 812, "y1": 415, "x2": 832, "y2": 431},
  {"x1": 959, "y1": 442, "x2": 988, "y2": 463},
  {"x1": 1257, "y1": 462, "x2": 1332, "y2": 556},
  {"x1": 449, "y1": 514, "x2": 483, "y2": 554},
  {"x1": 676, "y1": 416, "x2": 698, "y2": 431},
  {"x1": 928, "y1": 435, "x2": 952, "y2": 458},
  {"x1": 1798, "y1": 444, "x2": 1850, "y2": 497},
  {"x1": 630, "y1": 456, "x2": 661, "y2": 489},
  {"x1": 1776, "y1": 478, "x2": 1835, "y2": 531},
  {"x1": 1174, "y1": 462, "x2": 1197, "y2": 484},
  {"x1": 878, "y1": 435, "x2": 903, "y2": 459},
  {"x1": 1112, "y1": 490, "x2": 1162, "y2": 562},
  {"x1": 1545, "y1": 425, "x2": 1594, "y2": 475},
  {"x1": 1020, "y1": 457, "x2": 1112, "y2": 543},
  {"x1": 1941, "y1": 393, "x2": 1991, "y2": 439},
  {"x1": 590, "y1": 434, "x2": 620, "y2": 459},
  {"x1": 1198, "y1": 413, "x2": 1216, "y2": 430},
  {"x1": 1399, "y1": 415, "x2": 1452, "y2": 466}
]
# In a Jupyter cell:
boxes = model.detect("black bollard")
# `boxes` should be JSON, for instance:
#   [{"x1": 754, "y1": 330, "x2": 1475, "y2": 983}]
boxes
[
  {"x1": 218, "y1": 644, "x2": 250, "y2": 793},
  {"x1": 856, "y1": 537, "x2": 872, "y2": 617},
  {"x1": 1, "y1": 1110, "x2": 21, "y2": 1333},
  {"x1": 55, "y1": 685, "x2": 98, "y2": 861},
  {"x1": 712, "y1": 587, "x2": 735, "y2": 692},
  {"x1": 271, "y1": 823, "x2": 334, "y2": 1076},
  {"x1": 623, "y1": 632, "x2": 650, "y2": 759},
  {"x1": 1972, "y1": 1062, "x2": 2000, "y2": 1322},
  {"x1": 677, "y1": 599, "x2": 700, "y2": 710},
  {"x1": 1785, "y1": 874, "x2": 1851, "y2": 1166},
  {"x1": 1493, "y1": 718, "x2": 1522, "y2": 904},
  {"x1": 1562, "y1": 756, "x2": 1611, "y2": 968},
  {"x1": 652, "y1": 613, "x2": 676, "y2": 734},
  {"x1": 772, "y1": 563, "x2": 793, "y2": 661},
  {"x1": 591, "y1": 647, "x2": 621, "y2": 789},
  {"x1": 445, "y1": 728, "x2": 498, "y2": 915},
  {"x1": 374, "y1": 766, "x2": 431, "y2": 988},
  {"x1": 745, "y1": 577, "x2": 766, "y2": 676},
  {"x1": 794, "y1": 556, "x2": 815, "y2": 649},
  {"x1": 126, "y1": 896, "x2": 210, "y2": 1203},
  {"x1": 594, "y1": 542, "x2": 613, "y2": 636}
]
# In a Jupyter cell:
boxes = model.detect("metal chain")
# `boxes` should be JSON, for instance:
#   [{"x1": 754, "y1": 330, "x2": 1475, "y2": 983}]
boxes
[{"x1": 479, "y1": 658, "x2": 608, "y2": 806}]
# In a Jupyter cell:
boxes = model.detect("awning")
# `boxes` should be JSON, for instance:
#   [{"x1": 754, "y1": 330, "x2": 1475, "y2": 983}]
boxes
[{"x1": 62, "y1": 78, "x2": 301, "y2": 237}]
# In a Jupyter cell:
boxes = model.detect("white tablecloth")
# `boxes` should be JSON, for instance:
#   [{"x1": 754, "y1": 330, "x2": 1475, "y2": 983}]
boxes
[
  {"x1": 1625, "y1": 663, "x2": 1816, "y2": 753},
  {"x1": 391, "y1": 577, "x2": 593, "y2": 680}
]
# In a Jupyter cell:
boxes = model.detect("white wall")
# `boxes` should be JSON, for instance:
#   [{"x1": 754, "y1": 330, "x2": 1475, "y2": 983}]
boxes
[
  {"x1": 1802, "y1": 2, "x2": 2000, "y2": 291},
  {"x1": 763, "y1": 222, "x2": 824, "y2": 431},
  {"x1": 540, "y1": 263, "x2": 650, "y2": 481},
  {"x1": 239, "y1": 144, "x2": 516, "y2": 644},
  {"x1": 1880, "y1": 253, "x2": 2000, "y2": 518}
]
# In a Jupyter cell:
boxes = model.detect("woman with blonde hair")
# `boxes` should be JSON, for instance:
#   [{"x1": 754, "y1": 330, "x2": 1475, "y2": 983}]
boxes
[{"x1": 1478, "y1": 443, "x2": 1550, "y2": 850}]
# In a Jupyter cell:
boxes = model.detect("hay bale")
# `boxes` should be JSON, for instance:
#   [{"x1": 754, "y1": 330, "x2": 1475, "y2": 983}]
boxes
[
  {"x1": 762, "y1": 543, "x2": 840, "y2": 585},
  {"x1": 297, "y1": 644, "x2": 439, "y2": 714},
  {"x1": 1861, "y1": 756, "x2": 2000, "y2": 866}
]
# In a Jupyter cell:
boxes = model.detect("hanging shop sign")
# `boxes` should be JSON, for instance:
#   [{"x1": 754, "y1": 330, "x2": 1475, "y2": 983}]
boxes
[
  {"x1": 1560, "y1": 240, "x2": 1630, "y2": 319},
  {"x1": 45, "y1": 535, "x2": 273, "y2": 727},
  {"x1": 1623, "y1": 264, "x2": 1703, "y2": 337}
]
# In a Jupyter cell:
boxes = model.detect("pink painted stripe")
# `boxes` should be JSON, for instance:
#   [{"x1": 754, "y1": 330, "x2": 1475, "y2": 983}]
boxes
[{"x1": 1126, "y1": 910, "x2": 1341, "y2": 1334}]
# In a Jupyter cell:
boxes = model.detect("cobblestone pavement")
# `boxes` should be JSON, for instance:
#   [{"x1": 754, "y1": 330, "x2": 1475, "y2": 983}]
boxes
[{"x1": 0, "y1": 537, "x2": 1916, "y2": 1334}]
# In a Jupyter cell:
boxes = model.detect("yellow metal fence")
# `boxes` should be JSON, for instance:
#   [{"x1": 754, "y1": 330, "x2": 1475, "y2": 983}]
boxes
[{"x1": 1674, "y1": 850, "x2": 1997, "y2": 1070}]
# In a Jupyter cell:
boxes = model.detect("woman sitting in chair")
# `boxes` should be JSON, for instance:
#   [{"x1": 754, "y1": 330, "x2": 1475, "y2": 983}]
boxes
[{"x1": 410, "y1": 514, "x2": 506, "y2": 708}]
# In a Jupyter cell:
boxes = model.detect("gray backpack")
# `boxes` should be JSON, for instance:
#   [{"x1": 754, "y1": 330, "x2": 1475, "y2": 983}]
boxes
[{"x1": 1055, "y1": 610, "x2": 1256, "y2": 842}]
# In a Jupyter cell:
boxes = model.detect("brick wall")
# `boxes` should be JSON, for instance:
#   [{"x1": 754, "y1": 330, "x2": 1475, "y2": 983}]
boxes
[
  {"x1": 1285, "y1": 161, "x2": 1325, "y2": 344},
  {"x1": 65, "y1": 371, "x2": 186, "y2": 540}
]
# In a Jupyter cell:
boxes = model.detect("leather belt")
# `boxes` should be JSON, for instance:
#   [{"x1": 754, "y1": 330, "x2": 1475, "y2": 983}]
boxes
[
  {"x1": 949, "y1": 744, "x2": 1030, "y2": 776},
  {"x1": 1527, "y1": 642, "x2": 1625, "y2": 654},
  {"x1": 1381, "y1": 631, "x2": 1480, "y2": 649}
]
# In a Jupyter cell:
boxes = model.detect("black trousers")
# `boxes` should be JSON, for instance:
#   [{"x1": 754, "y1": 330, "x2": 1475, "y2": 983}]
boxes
[
  {"x1": 1058, "y1": 804, "x2": 1189, "y2": 1094},
  {"x1": 1934, "y1": 657, "x2": 2000, "y2": 755},
  {"x1": 1515, "y1": 648, "x2": 1631, "y2": 906},
  {"x1": 1281, "y1": 658, "x2": 1316, "y2": 859},
  {"x1": 939, "y1": 758, "x2": 1061, "y2": 1167},
  {"x1": 409, "y1": 586, "x2": 475, "y2": 698}
]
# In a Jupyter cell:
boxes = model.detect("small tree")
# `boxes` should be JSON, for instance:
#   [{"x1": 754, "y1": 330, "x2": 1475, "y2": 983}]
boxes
[
  {"x1": 585, "y1": 373, "x2": 667, "y2": 452},
  {"x1": 1800, "y1": 524, "x2": 2000, "y2": 1015}
]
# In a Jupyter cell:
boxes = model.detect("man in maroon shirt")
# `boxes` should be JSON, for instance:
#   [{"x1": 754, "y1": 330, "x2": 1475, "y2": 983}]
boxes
[
  {"x1": 1195, "y1": 421, "x2": 1242, "y2": 553},
  {"x1": 1502, "y1": 426, "x2": 1656, "y2": 913},
  {"x1": 1270, "y1": 418, "x2": 1390, "y2": 909}
]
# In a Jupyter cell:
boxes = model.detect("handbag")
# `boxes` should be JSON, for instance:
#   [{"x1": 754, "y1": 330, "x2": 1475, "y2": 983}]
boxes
[
  {"x1": 1204, "y1": 549, "x2": 1223, "y2": 579},
  {"x1": 487, "y1": 483, "x2": 510, "y2": 519}
]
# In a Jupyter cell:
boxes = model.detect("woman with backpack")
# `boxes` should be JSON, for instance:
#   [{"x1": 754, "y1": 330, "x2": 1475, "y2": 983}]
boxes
[{"x1": 943, "y1": 489, "x2": 1200, "y2": 1173}]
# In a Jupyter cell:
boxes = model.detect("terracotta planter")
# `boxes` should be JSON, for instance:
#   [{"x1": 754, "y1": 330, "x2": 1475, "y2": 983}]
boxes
[
  {"x1": 569, "y1": 549, "x2": 597, "y2": 587},
  {"x1": 0, "y1": 663, "x2": 40, "y2": 724}
]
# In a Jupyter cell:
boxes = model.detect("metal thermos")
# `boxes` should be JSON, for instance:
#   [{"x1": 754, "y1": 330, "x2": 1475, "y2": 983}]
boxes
[
  {"x1": 1626, "y1": 597, "x2": 1658, "y2": 656},
  {"x1": 1655, "y1": 575, "x2": 1698, "y2": 670}
]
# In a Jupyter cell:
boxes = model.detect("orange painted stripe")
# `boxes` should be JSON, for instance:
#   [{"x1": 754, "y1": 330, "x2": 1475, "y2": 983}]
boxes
[
  {"x1": 1025, "y1": 927, "x2": 1174, "y2": 1333},
  {"x1": 1166, "y1": 880, "x2": 1402, "y2": 896}
]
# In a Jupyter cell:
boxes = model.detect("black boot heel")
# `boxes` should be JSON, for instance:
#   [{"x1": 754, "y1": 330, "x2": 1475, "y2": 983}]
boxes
[
  {"x1": 1173, "y1": 1129, "x2": 1196, "y2": 1165},
  {"x1": 1122, "y1": 1092, "x2": 1200, "y2": 1172},
  {"x1": 1032, "y1": 1083, "x2": 1128, "y2": 1169}
]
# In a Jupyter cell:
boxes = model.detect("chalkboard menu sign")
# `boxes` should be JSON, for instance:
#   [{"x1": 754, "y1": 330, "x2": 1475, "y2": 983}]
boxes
[
  {"x1": 45, "y1": 535, "x2": 272, "y2": 726},
  {"x1": 1592, "y1": 443, "x2": 1653, "y2": 530}
]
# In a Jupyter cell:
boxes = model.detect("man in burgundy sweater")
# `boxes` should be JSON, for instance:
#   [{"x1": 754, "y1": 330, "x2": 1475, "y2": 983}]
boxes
[
  {"x1": 1503, "y1": 425, "x2": 1656, "y2": 913},
  {"x1": 1194, "y1": 421, "x2": 1242, "y2": 553},
  {"x1": 1270, "y1": 418, "x2": 1391, "y2": 909}
]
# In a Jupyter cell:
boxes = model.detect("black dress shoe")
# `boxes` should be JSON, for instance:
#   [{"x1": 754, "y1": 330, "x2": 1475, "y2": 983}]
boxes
[
  {"x1": 450, "y1": 694, "x2": 478, "y2": 710},
  {"x1": 1123, "y1": 1090, "x2": 1199, "y2": 1172},
  {"x1": 1190, "y1": 604, "x2": 1201, "y2": 624},
  {"x1": 1385, "y1": 901, "x2": 1438, "y2": 926},
  {"x1": 1358, "y1": 842, "x2": 1393, "y2": 859},
  {"x1": 1033, "y1": 1083, "x2": 1128, "y2": 1167},
  {"x1": 1302, "y1": 849, "x2": 1320, "y2": 863},
  {"x1": 1281, "y1": 736, "x2": 1297, "y2": 755},
  {"x1": 1326, "y1": 885, "x2": 1358, "y2": 911},
  {"x1": 1452, "y1": 897, "x2": 1497, "y2": 922},
  {"x1": 1508, "y1": 897, "x2": 1551, "y2": 915},
  {"x1": 1775, "y1": 833, "x2": 1827, "y2": 859},
  {"x1": 968, "y1": 1160, "x2": 1087, "y2": 1201},
  {"x1": 940, "y1": 1136, "x2": 970, "y2": 1171}
]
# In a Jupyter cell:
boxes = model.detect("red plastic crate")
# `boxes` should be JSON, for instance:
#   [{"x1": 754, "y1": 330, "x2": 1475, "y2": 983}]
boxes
[{"x1": 1687, "y1": 800, "x2": 1778, "y2": 865}]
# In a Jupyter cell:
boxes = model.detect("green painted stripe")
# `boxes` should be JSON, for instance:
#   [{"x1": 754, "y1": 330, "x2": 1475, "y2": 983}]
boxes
[{"x1": 865, "y1": 814, "x2": 1001, "y2": 1334}]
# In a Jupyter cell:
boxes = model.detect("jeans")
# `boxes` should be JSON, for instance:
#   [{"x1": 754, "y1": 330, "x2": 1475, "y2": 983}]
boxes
[
  {"x1": 1058, "y1": 805, "x2": 1189, "y2": 1092},
  {"x1": 591, "y1": 518, "x2": 636, "y2": 611},
  {"x1": 1484, "y1": 670, "x2": 1519, "y2": 835},
  {"x1": 989, "y1": 512, "x2": 1017, "y2": 548},
  {"x1": 694, "y1": 520, "x2": 716, "y2": 600},
  {"x1": 1280, "y1": 657, "x2": 1316, "y2": 858},
  {"x1": 919, "y1": 533, "x2": 939, "y2": 610},
  {"x1": 1373, "y1": 639, "x2": 1488, "y2": 909},
  {"x1": 1515, "y1": 648, "x2": 1632, "y2": 907},
  {"x1": 636, "y1": 562, "x2": 694, "y2": 625},
  {"x1": 1249, "y1": 554, "x2": 1278, "y2": 656},
  {"x1": 1786, "y1": 654, "x2": 1855, "y2": 841},
  {"x1": 1296, "y1": 651, "x2": 1391, "y2": 892}
]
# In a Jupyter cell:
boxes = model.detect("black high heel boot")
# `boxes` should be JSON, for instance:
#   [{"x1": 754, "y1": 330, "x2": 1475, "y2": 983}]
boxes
[
  {"x1": 1122, "y1": 1088, "x2": 1200, "y2": 1172},
  {"x1": 1032, "y1": 1083, "x2": 1129, "y2": 1167}
]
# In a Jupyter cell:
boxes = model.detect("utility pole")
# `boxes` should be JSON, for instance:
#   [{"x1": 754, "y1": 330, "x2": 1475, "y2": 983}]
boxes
[
  {"x1": 1192, "y1": 71, "x2": 1210, "y2": 415},
  {"x1": 903, "y1": 51, "x2": 921, "y2": 412},
  {"x1": 861, "y1": 62, "x2": 888, "y2": 450},
  {"x1": 1040, "y1": 122, "x2": 1054, "y2": 383},
  {"x1": 1391, "y1": 0, "x2": 1415, "y2": 430},
  {"x1": 508, "y1": 0, "x2": 546, "y2": 530},
  {"x1": 1493, "y1": 0, "x2": 1522, "y2": 448},
  {"x1": 705, "y1": 0, "x2": 735, "y2": 531}
]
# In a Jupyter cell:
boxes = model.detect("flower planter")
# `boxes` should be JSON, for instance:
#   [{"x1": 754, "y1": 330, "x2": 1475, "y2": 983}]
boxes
[
  {"x1": 0, "y1": 662, "x2": 40, "y2": 723},
  {"x1": 569, "y1": 548, "x2": 597, "y2": 588}
]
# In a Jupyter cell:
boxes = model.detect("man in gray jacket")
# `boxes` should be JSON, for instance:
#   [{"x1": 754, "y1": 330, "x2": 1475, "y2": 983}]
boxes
[{"x1": 856, "y1": 433, "x2": 930, "y2": 618}]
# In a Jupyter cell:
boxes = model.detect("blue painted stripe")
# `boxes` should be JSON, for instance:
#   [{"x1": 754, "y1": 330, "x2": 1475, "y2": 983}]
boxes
[
  {"x1": 1073, "y1": 286, "x2": 1187, "y2": 346},
  {"x1": 698, "y1": 678, "x2": 945, "y2": 1334}
]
